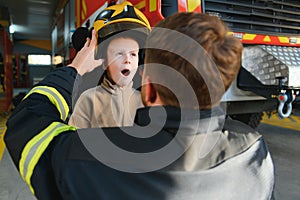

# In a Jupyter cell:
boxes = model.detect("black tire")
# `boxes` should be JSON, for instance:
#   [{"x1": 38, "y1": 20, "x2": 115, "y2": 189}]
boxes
[{"x1": 230, "y1": 112, "x2": 263, "y2": 129}]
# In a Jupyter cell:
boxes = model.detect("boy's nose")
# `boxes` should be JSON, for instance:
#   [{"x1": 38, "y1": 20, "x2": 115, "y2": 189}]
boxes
[{"x1": 124, "y1": 53, "x2": 131, "y2": 63}]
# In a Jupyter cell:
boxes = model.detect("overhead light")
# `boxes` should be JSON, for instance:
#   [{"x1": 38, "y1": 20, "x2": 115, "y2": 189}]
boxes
[{"x1": 9, "y1": 25, "x2": 14, "y2": 34}]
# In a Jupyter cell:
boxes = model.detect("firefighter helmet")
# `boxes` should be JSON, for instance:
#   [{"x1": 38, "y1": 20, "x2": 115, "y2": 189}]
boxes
[{"x1": 93, "y1": 1, "x2": 151, "y2": 43}]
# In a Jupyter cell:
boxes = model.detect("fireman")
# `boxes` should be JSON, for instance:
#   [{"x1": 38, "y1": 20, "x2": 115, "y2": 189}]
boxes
[{"x1": 4, "y1": 2, "x2": 274, "y2": 200}]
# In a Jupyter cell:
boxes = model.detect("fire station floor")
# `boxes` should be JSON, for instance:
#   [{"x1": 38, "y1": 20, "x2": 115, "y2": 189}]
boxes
[
  {"x1": 0, "y1": 109, "x2": 299, "y2": 200},
  {"x1": 0, "y1": 113, "x2": 36, "y2": 200},
  {"x1": 0, "y1": 149, "x2": 36, "y2": 200}
]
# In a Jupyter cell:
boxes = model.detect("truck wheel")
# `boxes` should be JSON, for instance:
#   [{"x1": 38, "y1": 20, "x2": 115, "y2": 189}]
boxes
[{"x1": 229, "y1": 112, "x2": 263, "y2": 129}]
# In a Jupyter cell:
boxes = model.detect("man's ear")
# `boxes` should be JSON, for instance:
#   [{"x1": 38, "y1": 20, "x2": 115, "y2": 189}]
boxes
[{"x1": 144, "y1": 76, "x2": 157, "y2": 104}]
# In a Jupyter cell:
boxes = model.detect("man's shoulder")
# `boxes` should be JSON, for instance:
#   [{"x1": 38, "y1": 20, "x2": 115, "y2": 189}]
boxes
[
  {"x1": 223, "y1": 117, "x2": 262, "y2": 150},
  {"x1": 190, "y1": 117, "x2": 264, "y2": 170},
  {"x1": 224, "y1": 117, "x2": 261, "y2": 135},
  {"x1": 216, "y1": 118, "x2": 263, "y2": 162}
]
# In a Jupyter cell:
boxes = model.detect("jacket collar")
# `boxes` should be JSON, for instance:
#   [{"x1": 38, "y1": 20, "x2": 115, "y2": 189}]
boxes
[
  {"x1": 101, "y1": 74, "x2": 133, "y2": 95},
  {"x1": 134, "y1": 106, "x2": 226, "y2": 134}
]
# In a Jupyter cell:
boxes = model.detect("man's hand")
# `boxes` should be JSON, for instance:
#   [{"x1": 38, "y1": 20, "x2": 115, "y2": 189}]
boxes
[{"x1": 69, "y1": 29, "x2": 103, "y2": 75}]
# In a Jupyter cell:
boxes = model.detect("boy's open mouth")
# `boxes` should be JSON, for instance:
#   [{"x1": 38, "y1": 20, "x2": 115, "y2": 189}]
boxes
[{"x1": 121, "y1": 69, "x2": 130, "y2": 76}]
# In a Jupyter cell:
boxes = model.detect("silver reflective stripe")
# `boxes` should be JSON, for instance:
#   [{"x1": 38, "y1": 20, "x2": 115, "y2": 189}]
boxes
[
  {"x1": 40, "y1": 88, "x2": 67, "y2": 119},
  {"x1": 23, "y1": 86, "x2": 69, "y2": 120},
  {"x1": 19, "y1": 121, "x2": 76, "y2": 194},
  {"x1": 21, "y1": 123, "x2": 64, "y2": 181}
]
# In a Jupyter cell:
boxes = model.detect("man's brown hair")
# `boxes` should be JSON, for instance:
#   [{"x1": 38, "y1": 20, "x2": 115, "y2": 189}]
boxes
[{"x1": 144, "y1": 13, "x2": 243, "y2": 109}]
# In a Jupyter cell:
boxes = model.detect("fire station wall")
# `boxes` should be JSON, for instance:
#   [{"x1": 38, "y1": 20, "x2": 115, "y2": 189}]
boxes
[{"x1": 13, "y1": 41, "x2": 51, "y2": 87}]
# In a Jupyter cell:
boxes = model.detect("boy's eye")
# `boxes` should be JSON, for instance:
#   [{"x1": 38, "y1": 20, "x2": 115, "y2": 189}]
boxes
[{"x1": 131, "y1": 52, "x2": 137, "y2": 57}]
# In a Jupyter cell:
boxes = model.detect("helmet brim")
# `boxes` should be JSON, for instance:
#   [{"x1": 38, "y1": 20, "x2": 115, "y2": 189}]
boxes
[
  {"x1": 97, "y1": 22, "x2": 150, "y2": 43},
  {"x1": 95, "y1": 25, "x2": 149, "y2": 60}
]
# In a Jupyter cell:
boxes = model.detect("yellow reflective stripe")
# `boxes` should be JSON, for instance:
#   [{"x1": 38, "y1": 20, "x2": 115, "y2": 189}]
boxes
[
  {"x1": 134, "y1": 0, "x2": 146, "y2": 9},
  {"x1": 19, "y1": 122, "x2": 76, "y2": 194},
  {"x1": 243, "y1": 33, "x2": 256, "y2": 40},
  {"x1": 263, "y1": 35, "x2": 271, "y2": 42},
  {"x1": 149, "y1": 0, "x2": 157, "y2": 12},
  {"x1": 24, "y1": 86, "x2": 69, "y2": 121},
  {"x1": 278, "y1": 36, "x2": 289, "y2": 43},
  {"x1": 187, "y1": 0, "x2": 200, "y2": 12}
]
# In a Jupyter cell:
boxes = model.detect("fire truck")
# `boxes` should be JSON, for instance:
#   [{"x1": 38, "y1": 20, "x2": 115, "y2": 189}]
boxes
[{"x1": 53, "y1": 0, "x2": 300, "y2": 128}]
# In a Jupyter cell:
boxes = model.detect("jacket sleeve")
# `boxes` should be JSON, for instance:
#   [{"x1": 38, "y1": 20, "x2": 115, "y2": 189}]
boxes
[{"x1": 4, "y1": 66, "x2": 78, "y2": 198}]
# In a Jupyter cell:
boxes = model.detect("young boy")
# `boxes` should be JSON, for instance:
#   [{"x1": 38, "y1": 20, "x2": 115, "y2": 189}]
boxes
[{"x1": 68, "y1": 2, "x2": 151, "y2": 128}]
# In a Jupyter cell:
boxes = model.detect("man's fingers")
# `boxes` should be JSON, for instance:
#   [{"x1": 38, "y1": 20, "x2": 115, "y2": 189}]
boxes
[
  {"x1": 82, "y1": 30, "x2": 96, "y2": 49},
  {"x1": 69, "y1": 29, "x2": 100, "y2": 75},
  {"x1": 89, "y1": 29, "x2": 97, "y2": 47},
  {"x1": 83, "y1": 37, "x2": 90, "y2": 48}
]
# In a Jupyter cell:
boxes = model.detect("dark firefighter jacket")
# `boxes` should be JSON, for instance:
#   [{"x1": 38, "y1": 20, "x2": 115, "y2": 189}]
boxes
[{"x1": 4, "y1": 67, "x2": 274, "y2": 200}]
